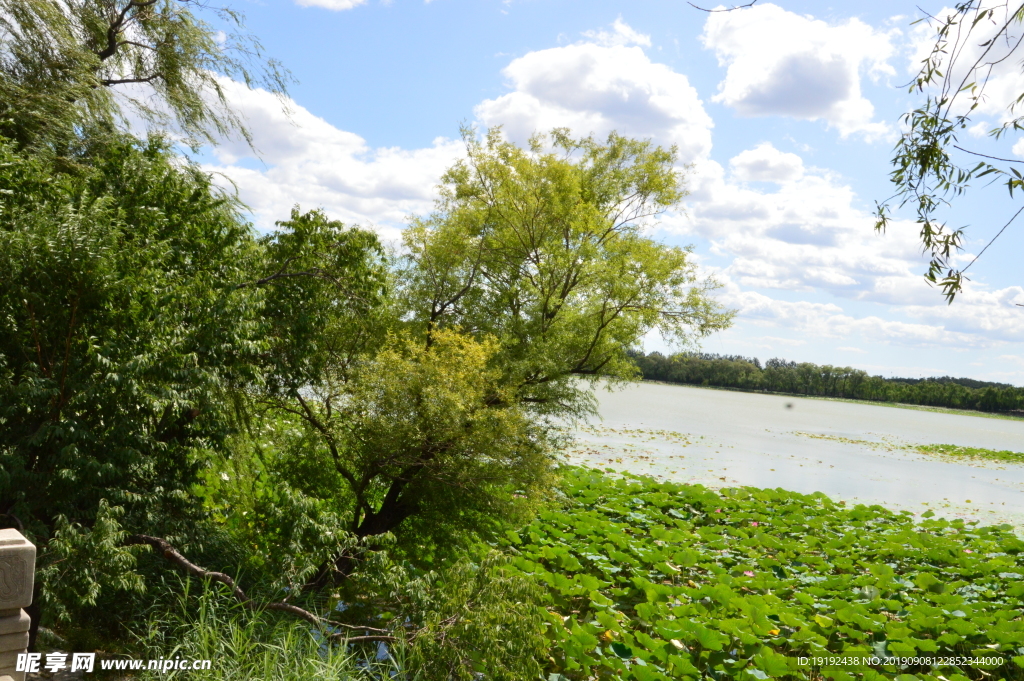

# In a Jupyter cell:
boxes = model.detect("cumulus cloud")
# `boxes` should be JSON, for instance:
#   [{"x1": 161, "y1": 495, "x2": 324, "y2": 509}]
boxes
[
  {"x1": 661, "y1": 139, "x2": 1024, "y2": 350},
  {"x1": 729, "y1": 142, "x2": 804, "y2": 183},
  {"x1": 701, "y1": 3, "x2": 896, "y2": 139},
  {"x1": 581, "y1": 17, "x2": 652, "y2": 47},
  {"x1": 202, "y1": 80, "x2": 462, "y2": 235},
  {"x1": 722, "y1": 288, "x2": 1008, "y2": 348},
  {"x1": 192, "y1": 27, "x2": 1017, "y2": 361},
  {"x1": 475, "y1": 21, "x2": 713, "y2": 162},
  {"x1": 672, "y1": 150, "x2": 933, "y2": 303},
  {"x1": 293, "y1": 0, "x2": 367, "y2": 10}
]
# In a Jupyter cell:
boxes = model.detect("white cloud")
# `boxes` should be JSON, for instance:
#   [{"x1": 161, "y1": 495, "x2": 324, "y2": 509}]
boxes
[
  {"x1": 729, "y1": 142, "x2": 804, "y2": 183},
  {"x1": 203, "y1": 80, "x2": 462, "y2": 234},
  {"x1": 475, "y1": 22, "x2": 713, "y2": 162},
  {"x1": 582, "y1": 17, "x2": 652, "y2": 47},
  {"x1": 193, "y1": 31, "x2": 1020, "y2": 364},
  {"x1": 674, "y1": 153, "x2": 932, "y2": 303},
  {"x1": 898, "y1": 286, "x2": 1024, "y2": 343},
  {"x1": 701, "y1": 3, "x2": 896, "y2": 139},
  {"x1": 723, "y1": 289, "x2": 997, "y2": 347},
  {"x1": 969, "y1": 121, "x2": 992, "y2": 138},
  {"x1": 1012, "y1": 137, "x2": 1024, "y2": 158},
  {"x1": 293, "y1": 0, "x2": 367, "y2": 10}
]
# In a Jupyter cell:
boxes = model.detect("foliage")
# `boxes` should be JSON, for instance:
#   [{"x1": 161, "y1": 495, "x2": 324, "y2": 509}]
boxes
[
  {"x1": 252, "y1": 128, "x2": 734, "y2": 575},
  {"x1": 134, "y1": 580, "x2": 394, "y2": 681},
  {"x1": 876, "y1": 1, "x2": 1024, "y2": 301},
  {"x1": 337, "y1": 330, "x2": 555, "y2": 541},
  {"x1": 344, "y1": 550, "x2": 548, "y2": 680},
  {"x1": 0, "y1": 133, "x2": 264, "y2": 630},
  {"x1": 256, "y1": 207, "x2": 389, "y2": 398},
  {"x1": 631, "y1": 351, "x2": 1024, "y2": 414},
  {"x1": 0, "y1": 0, "x2": 289, "y2": 151},
  {"x1": 509, "y1": 467, "x2": 1024, "y2": 681},
  {"x1": 35, "y1": 501, "x2": 147, "y2": 624},
  {"x1": 399, "y1": 127, "x2": 733, "y2": 419},
  {"x1": 915, "y1": 443, "x2": 1024, "y2": 464}
]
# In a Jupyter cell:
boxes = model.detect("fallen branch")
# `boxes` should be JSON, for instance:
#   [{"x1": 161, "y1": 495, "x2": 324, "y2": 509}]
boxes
[{"x1": 126, "y1": 534, "x2": 396, "y2": 643}]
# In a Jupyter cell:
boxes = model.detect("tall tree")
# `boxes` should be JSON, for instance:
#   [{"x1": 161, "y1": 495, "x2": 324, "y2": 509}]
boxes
[
  {"x1": 263, "y1": 128, "x2": 734, "y2": 586},
  {"x1": 400, "y1": 127, "x2": 733, "y2": 414},
  {"x1": 0, "y1": 135, "x2": 261, "y2": 643}
]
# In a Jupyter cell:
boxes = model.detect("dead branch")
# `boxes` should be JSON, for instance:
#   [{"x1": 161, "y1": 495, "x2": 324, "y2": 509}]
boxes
[{"x1": 126, "y1": 534, "x2": 396, "y2": 642}]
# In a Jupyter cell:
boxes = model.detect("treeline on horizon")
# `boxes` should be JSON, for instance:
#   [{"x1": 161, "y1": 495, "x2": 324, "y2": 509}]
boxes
[{"x1": 629, "y1": 351, "x2": 1024, "y2": 415}]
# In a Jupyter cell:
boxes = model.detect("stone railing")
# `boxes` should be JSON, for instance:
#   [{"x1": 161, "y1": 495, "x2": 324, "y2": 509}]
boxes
[{"x1": 0, "y1": 529, "x2": 35, "y2": 681}]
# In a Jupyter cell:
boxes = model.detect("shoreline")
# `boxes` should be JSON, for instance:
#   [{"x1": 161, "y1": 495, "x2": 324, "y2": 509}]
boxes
[{"x1": 635, "y1": 378, "x2": 1024, "y2": 422}]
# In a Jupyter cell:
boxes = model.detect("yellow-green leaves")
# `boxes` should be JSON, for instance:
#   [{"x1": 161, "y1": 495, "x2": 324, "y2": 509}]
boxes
[
  {"x1": 339, "y1": 329, "x2": 554, "y2": 541},
  {"x1": 400, "y1": 127, "x2": 733, "y2": 419}
]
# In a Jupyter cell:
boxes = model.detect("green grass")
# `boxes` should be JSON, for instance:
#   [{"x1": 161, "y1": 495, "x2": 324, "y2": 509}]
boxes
[
  {"x1": 508, "y1": 466, "x2": 1024, "y2": 681},
  {"x1": 132, "y1": 581, "x2": 399, "y2": 681},
  {"x1": 916, "y1": 444, "x2": 1024, "y2": 464}
]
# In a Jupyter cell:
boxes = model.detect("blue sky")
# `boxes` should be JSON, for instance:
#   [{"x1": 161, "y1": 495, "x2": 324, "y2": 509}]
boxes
[{"x1": 188, "y1": 0, "x2": 1024, "y2": 384}]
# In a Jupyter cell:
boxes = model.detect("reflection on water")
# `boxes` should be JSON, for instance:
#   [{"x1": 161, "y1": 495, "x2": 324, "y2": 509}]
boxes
[{"x1": 568, "y1": 382, "x2": 1024, "y2": 528}]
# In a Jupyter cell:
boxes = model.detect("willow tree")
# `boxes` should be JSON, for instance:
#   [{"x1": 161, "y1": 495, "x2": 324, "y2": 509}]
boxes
[
  {"x1": 876, "y1": 1, "x2": 1024, "y2": 301},
  {"x1": 0, "y1": 0, "x2": 288, "y2": 151},
  {"x1": 269, "y1": 128, "x2": 733, "y2": 586},
  {"x1": 400, "y1": 127, "x2": 733, "y2": 414}
]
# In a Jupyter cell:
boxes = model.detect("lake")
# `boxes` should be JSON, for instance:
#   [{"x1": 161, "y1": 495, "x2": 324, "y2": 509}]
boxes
[{"x1": 567, "y1": 381, "x2": 1024, "y2": 527}]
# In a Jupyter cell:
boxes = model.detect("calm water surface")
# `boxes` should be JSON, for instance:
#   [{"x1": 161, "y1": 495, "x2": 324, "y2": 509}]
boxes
[{"x1": 567, "y1": 382, "x2": 1024, "y2": 527}]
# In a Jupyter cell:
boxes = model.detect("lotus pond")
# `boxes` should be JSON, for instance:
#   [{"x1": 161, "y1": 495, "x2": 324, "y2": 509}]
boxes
[
  {"x1": 567, "y1": 382, "x2": 1024, "y2": 526},
  {"x1": 509, "y1": 467, "x2": 1024, "y2": 681}
]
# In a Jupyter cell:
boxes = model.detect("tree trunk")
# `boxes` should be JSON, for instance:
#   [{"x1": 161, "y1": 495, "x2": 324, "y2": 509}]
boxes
[{"x1": 306, "y1": 478, "x2": 419, "y2": 590}]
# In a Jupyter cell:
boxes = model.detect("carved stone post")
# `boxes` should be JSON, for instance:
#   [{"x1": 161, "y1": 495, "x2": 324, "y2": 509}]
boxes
[{"x1": 0, "y1": 529, "x2": 35, "y2": 681}]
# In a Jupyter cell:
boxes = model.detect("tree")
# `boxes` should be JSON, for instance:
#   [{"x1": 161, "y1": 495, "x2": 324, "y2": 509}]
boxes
[
  {"x1": 0, "y1": 0, "x2": 288, "y2": 151},
  {"x1": 876, "y1": 1, "x2": 1024, "y2": 302},
  {"x1": 0, "y1": 134, "x2": 266, "y2": 642},
  {"x1": 401, "y1": 127, "x2": 734, "y2": 413},
  {"x1": 259, "y1": 128, "x2": 733, "y2": 586}
]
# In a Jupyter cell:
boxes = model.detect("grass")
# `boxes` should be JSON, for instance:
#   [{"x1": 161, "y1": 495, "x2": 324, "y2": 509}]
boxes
[
  {"x1": 509, "y1": 466, "x2": 1024, "y2": 681},
  {"x1": 916, "y1": 444, "x2": 1024, "y2": 464},
  {"x1": 132, "y1": 581, "x2": 400, "y2": 681},
  {"x1": 790, "y1": 431, "x2": 1024, "y2": 465}
]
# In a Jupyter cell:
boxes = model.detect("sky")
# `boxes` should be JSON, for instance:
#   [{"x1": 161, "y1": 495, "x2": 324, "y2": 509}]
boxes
[{"x1": 185, "y1": 0, "x2": 1024, "y2": 385}]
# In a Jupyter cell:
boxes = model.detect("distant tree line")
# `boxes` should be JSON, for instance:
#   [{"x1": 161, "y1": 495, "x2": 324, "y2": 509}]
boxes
[{"x1": 629, "y1": 351, "x2": 1024, "y2": 415}]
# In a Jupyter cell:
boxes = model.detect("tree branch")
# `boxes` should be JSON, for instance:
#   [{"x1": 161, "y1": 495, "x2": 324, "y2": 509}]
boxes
[
  {"x1": 96, "y1": 0, "x2": 160, "y2": 62},
  {"x1": 126, "y1": 534, "x2": 396, "y2": 642},
  {"x1": 101, "y1": 74, "x2": 163, "y2": 87},
  {"x1": 688, "y1": 0, "x2": 757, "y2": 11},
  {"x1": 952, "y1": 144, "x2": 1024, "y2": 163}
]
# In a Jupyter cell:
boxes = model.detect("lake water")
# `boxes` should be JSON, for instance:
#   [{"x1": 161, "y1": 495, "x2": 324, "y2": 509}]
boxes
[{"x1": 566, "y1": 381, "x2": 1024, "y2": 527}]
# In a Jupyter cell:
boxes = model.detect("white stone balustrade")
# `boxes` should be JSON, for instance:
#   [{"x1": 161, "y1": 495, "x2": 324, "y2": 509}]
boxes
[{"x1": 0, "y1": 529, "x2": 35, "y2": 681}]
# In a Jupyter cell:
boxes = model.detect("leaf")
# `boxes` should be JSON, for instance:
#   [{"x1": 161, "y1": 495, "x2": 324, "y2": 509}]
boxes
[
  {"x1": 610, "y1": 641, "x2": 634, "y2": 659},
  {"x1": 753, "y1": 650, "x2": 792, "y2": 676}
]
